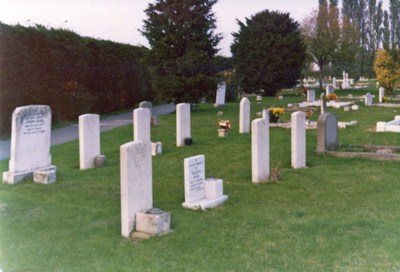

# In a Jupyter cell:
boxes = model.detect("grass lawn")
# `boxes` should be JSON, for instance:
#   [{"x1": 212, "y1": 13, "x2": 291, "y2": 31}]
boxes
[{"x1": 1, "y1": 87, "x2": 400, "y2": 271}]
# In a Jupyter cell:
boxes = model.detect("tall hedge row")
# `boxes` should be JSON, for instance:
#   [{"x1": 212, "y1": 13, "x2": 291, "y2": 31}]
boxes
[{"x1": 0, "y1": 22, "x2": 152, "y2": 135}]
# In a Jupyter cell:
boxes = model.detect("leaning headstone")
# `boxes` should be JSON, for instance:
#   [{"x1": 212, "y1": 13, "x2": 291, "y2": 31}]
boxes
[
  {"x1": 176, "y1": 103, "x2": 191, "y2": 147},
  {"x1": 79, "y1": 114, "x2": 100, "y2": 170},
  {"x1": 317, "y1": 113, "x2": 338, "y2": 152},
  {"x1": 252, "y1": 118, "x2": 269, "y2": 183},
  {"x1": 182, "y1": 155, "x2": 228, "y2": 210},
  {"x1": 307, "y1": 90, "x2": 316, "y2": 102},
  {"x1": 379, "y1": 87, "x2": 385, "y2": 103},
  {"x1": 332, "y1": 77, "x2": 337, "y2": 89},
  {"x1": 239, "y1": 97, "x2": 250, "y2": 133},
  {"x1": 134, "y1": 108, "x2": 151, "y2": 142},
  {"x1": 120, "y1": 140, "x2": 152, "y2": 238},
  {"x1": 320, "y1": 93, "x2": 327, "y2": 114},
  {"x1": 214, "y1": 82, "x2": 226, "y2": 107},
  {"x1": 291, "y1": 111, "x2": 306, "y2": 169},
  {"x1": 3, "y1": 105, "x2": 56, "y2": 184},
  {"x1": 364, "y1": 93, "x2": 373, "y2": 106}
]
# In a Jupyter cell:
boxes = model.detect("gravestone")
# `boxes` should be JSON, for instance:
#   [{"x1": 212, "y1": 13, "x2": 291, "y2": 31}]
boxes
[
  {"x1": 239, "y1": 97, "x2": 250, "y2": 133},
  {"x1": 79, "y1": 114, "x2": 100, "y2": 170},
  {"x1": 182, "y1": 155, "x2": 228, "y2": 210},
  {"x1": 317, "y1": 113, "x2": 338, "y2": 152},
  {"x1": 291, "y1": 111, "x2": 306, "y2": 169},
  {"x1": 307, "y1": 90, "x2": 315, "y2": 102},
  {"x1": 176, "y1": 103, "x2": 191, "y2": 147},
  {"x1": 139, "y1": 101, "x2": 153, "y2": 116},
  {"x1": 252, "y1": 118, "x2": 269, "y2": 182},
  {"x1": 379, "y1": 87, "x2": 385, "y2": 103},
  {"x1": 120, "y1": 140, "x2": 152, "y2": 238},
  {"x1": 262, "y1": 109, "x2": 269, "y2": 119},
  {"x1": 320, "y1": 93, "x2": 327, "y2": 114},
  {"x1": 214, "y1": 82, "x2": 226, "y2": 106},
  {"x1": 134, "y1": 108, "x2": 151, "y2": 142},
  {"x1": 3, "y1": 105, "x2": 56, "y2": 184},
  {"x1": 364, "y1": 93, "x2": 373, "y2": 106},
  {"x1": 332, "y1": 77, "x2": 337, "y2": 88},
  {"x1": 326, "y1": 85, "x2": 334, "y2": 96}
]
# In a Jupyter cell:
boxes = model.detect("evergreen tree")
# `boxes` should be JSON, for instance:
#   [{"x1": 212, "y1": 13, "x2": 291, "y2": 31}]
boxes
[
  {"x1": 141, "y1": 0, "x2": 221, "y2": 103},
  {"x1": 231, "y1": 10, "x2": 306, "y2": 96}
]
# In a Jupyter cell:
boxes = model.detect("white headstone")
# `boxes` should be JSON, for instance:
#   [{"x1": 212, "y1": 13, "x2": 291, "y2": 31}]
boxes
[
  {"x1": 326, "y1": 85, "x2": 334, "y2": 96},
  {"x1": 3, "y1": 105, "x2": 56, "y2": 184},
  {"x1": 79, "y1": 114, "x2": 100, "y2": 170},
  {"x1": 379, "y1": 87, "x2": 385, "y2": 103},
  {"x1": 176, "y1": 103, "x2": 191, "y2": 147},
  {"x1": 332, "y1": 77, "x2": 337, "y2": 89},
  {"x1": 239, "y1": 97, "x2": 250, "y2": 133},
  {"x1": 214, "y1": 82, "x2": 226, "y2": 106},
  {"x1": 182, "y1": 155, "x2": 228, "y2": 210},
  {"x1": 120, "y1": 140, "x2": 152, "y2": 238},
  {"x1": 364, "y1": 93, "x2": 373, "y2": 106},
  {"x1": 291, "y1": 111, "x2": 306, "y2": 169},
  {"x1": 320, "y1": 93, "x2": 327, "y2": 114},
  {"x1": 139, "y1": 101, "x2": 153, "y2": 116},
  {"x1": 134, "y1": 108, "x2": 151, "y2": 142},
  {"x1": 262, "y1": 109, "x2": 269, "y2": 119},
  {"x1": 307, "y1": 90, "x2": 315, "y2": 102},
  {"x1": 252, "y1": 118, "x2": 269, "y2": 183}
]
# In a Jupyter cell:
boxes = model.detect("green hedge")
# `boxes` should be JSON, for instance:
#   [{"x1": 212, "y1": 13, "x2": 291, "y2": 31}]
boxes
[{"x1": 0, "y1": 22, "x2": 152, "y2": 135}]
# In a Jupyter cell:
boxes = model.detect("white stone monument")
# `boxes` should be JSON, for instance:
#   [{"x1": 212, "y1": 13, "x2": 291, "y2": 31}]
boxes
[
  {"x1": 3, "y1": 105, "x2": 56, "y2": 184},
  {"x1": 379, "y1": 87, "x2": 385, "y2": 103},
  {"x1": 364, "y1": 93, "x2": 373, "y2": 106},
  {"x1": 176, "y1": 103, "x2": 191, "y2": 147},
  {"x1": 326, "y1": 85, "x2": 334, "y2": 96},
  {"x1": 134, "y1": 108, "x2": 151, "y2": 142},
  {"x1": 307, "y1": 90, "x2": 315, "y2": 102},
  {"x1": 332, "y1": 77, "x2": 337, "y2": 89},
  {"x1": 214, "y1": 82, "x2": 226, "y2": 107},
  {"x1": 239, "y1": 97, "x2": 250, "y2": 133},
  {"x1": 251, "y1": 118, "x2": 269, "y2": 183},
  {"x1": 79, "y1": 114, "x2": 100, "y2": 170},
  {"x1": 291, "y1": 111, "x2": 306, "y2": 169},
  {"x1": 182, "y1": 155, "x2": 228, "y2": 210},
  {"x1": 262, "y1": 109, "x2": 269, "y2": 120}
]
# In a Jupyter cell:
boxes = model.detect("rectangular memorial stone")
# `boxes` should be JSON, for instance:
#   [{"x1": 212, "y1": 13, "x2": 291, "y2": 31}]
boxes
[
  {"x1": 176, "y1": 103, "x2": 191, "y2": 147},
  {"x1": 134, "y1": 108, "x2": 151, "y2": 142},
  {"x1": 239, "y1": 97, "x2": 250, "y2": 133},
  {"x1": 307, "y1": 90, "x2": 315, "y2": 102},
  {"x1": 291, "y1": 111, "x2": 306, "y2": 169},
  {"x1": 214, "y1": 82, "x2": 226, "y2": 106},
  {"x1": 79, "y1": 114, "x2": 100, "y2": 170},
  {"x1": 252, "y1": 118, "x2": 269, "y2": 182},
  {"x1": 3, "y1": 105, "x2": 56, "y2": 184},
  {"x1": 317, "y1": 113, "x2": 338, "y2": 152}
]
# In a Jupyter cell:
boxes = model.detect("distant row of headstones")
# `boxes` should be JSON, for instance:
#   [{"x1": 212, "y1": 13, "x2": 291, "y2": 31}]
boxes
[{"x1": 2, "y1": 101, "x2": 339, "y2": 239}]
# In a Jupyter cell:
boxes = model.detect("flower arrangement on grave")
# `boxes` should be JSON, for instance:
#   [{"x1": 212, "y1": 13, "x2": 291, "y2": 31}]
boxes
[
  {"x1": 382, "y1": 96, "x2": 388, "y2": 103},
  {"x1": 326, "y1": 93, "x2": 337, "y2": 101},
  {"x1": 267, "y1": 107, "x2": 285, "y2": 123},
  {"x1": 218, "y1": 120, "x2": 231, "y2": 130}
]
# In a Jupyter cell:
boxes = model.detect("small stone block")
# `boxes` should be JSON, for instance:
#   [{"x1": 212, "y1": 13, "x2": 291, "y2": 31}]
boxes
[
  {"x1": 218, "y1": 129, "x2": 228, "y2": 137},
  {"x1": 344, "y1": 107, "x2": 350, "y2": 112},
  {"x1": 151, "y1": 142, "x2": 162, "y2": 156},
  {"x1": 351, "y1": 105, "x2": 359, "y2": 111},
  {"x1": 135, "y1": 211, "x2": 171, "y2": 235},
  {"x1": 94, "y1": 155, "x2": 107, "y2": 167},
  {"x1": 33, "y1": 168, "x2": 56, "y2": 184},
  {"x1": 205, "y1": 178, "x2": 223, "y2": 199}
]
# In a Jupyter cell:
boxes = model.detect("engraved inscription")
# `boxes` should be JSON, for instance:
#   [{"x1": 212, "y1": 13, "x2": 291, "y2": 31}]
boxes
[
  {"x1": 133, "y1": 145, "x2": 146, "y2": 168},
  {"x1": 189, "y1": 159, "x2": 204, "y2": 192},
  {"x1": 22, "y1": 115, "x2": 46, "y2": 135}
]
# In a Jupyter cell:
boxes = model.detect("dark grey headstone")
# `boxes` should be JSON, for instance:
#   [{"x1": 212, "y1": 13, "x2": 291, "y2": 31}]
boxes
[{"x1": 317, "y1": 113, "x2": 338, "y2": 152}]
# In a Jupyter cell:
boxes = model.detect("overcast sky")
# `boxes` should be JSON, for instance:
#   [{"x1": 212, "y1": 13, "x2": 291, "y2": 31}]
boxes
[{"x1": 0, "y1": 0, "x2": 390, "y2": 56}]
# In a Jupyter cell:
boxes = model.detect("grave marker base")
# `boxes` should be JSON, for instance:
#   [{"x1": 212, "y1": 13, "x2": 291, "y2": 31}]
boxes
[{"x1": 3, "y1": 165, "x2": 56, "y2": 184}]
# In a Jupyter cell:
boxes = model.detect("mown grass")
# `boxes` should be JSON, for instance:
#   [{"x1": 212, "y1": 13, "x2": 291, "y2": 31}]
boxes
[{"x1": 1, "y1": 87, "x2": 400, "y2": 271}]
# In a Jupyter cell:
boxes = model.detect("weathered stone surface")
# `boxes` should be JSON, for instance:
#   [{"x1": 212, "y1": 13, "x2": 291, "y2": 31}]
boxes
[
  {"x1": 252, "y1": 118, "x2": 269, "y2": 182},
  {"x1": 317, "y1": 113, "x2": 338, "y2": 152}
]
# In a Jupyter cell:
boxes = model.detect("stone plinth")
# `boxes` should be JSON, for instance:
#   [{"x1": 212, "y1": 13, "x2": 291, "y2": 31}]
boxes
[{"x1": 135, "y1": 210, "x2": 171, "y2": 236}]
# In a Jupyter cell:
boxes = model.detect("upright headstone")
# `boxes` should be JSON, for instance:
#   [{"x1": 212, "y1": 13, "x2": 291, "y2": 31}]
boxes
[
  {"x1": 364, "y1": 93, "x2": 373, "y2": 106},
  {"x1": 176, "y1": 103, "x2": 191, "y2": 147},
  {"x1": 252, "y1": 118, "x2": 269, "y2": 183},
  {"x1": 120, "y1": 140, "x2": 152, "y2": 238},
  {"x1": 214, "y1": 82, "x2": 226, "y2": 106},
  {"x1": 3, "y1": 105, "x2": 56, "y2": 184},
  {"x1": 79, "y1": 114, "x2": 100, "y2": 170},
  {"x1": 139, "y1": 101, "x2": 153, "y2": 116},
  {"x1": 379, "y1": 87, "x2": 385, "y2": 103},
  {"x1": 239, "y1": 97, "x2": 250, "y2": 133},
  {"x1": 326, "y1": 85, "x2": 334, "y2": 96},
  {"x1": 262, "y1": 109, "x2": 269, "y2": 120},
  {"x1": 320, "y1": 93, "x2": 327, "y2": 114},
  {"x1": 332, "y1": 77, "x2": 337, "y2": 89},
  {"x1": 291, "y1": 111, "x2": 306, "y2": 169},
  {"x1": 134, "y1": 108, "x2": 151, "y2": 142},
  {"x1": 307, "y1": 90, "x2": 316, "y2": 102},
  {"x1": 317, "y1": 113, "x2": 338, "y2": 152}
]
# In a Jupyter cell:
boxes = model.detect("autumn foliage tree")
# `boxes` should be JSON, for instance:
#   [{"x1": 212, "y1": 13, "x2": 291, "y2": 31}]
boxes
[{"x1": 373, "y1": 49, "x2": 400, "y2": 93}]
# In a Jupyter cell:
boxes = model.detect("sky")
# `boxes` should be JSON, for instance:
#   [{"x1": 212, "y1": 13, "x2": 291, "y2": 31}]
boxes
[{"x1": 0, "y1": 0, "x2": 390, "y2": 56}]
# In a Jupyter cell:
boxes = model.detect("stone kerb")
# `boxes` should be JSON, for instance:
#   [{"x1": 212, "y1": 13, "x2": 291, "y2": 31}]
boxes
[
  {"x1": 120, "y1": 140, "x2": 152, "y2": 238},
  {"x1": 252, "y1": 118, "x2": 269, "y2": 183},
  {"x1": 182, "y1": 154, "x2": 228, "y2": 210},
  {"x1": 134, "y1": 108, "x2": 151, "y2": 142},
  {"x1": 291, "y1": 111, "x2": 306, "y2": 169},
  {"x1": 317, "y1": 113, "x2": 338, "y2": 152},
  {"x1": 79, "y1": 114, "x2": 100, "y2": 170},
  {"x1": 176, "y1": 103, "x2": 191, "y2": 147},
  {"x1": 3, "y1": 105, "x2": 56, "y2": 184},
  {"x1": 239, "y1": 97, "x2": 250, "y2": 133}
]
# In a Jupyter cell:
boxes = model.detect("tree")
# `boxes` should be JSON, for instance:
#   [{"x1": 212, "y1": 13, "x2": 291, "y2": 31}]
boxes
[
  {"x1": 141, "y1": 0, "x2": 221, "y2": 103},
  {"x1": 373, "y1": 49, "x2": 400, "y2": 93},
  {"x1": 231, "y1": 10, "x2": 306, "y2": 96},
  {"x1": 302, "y1": 1, "x2": 340, "y2": 89}
]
